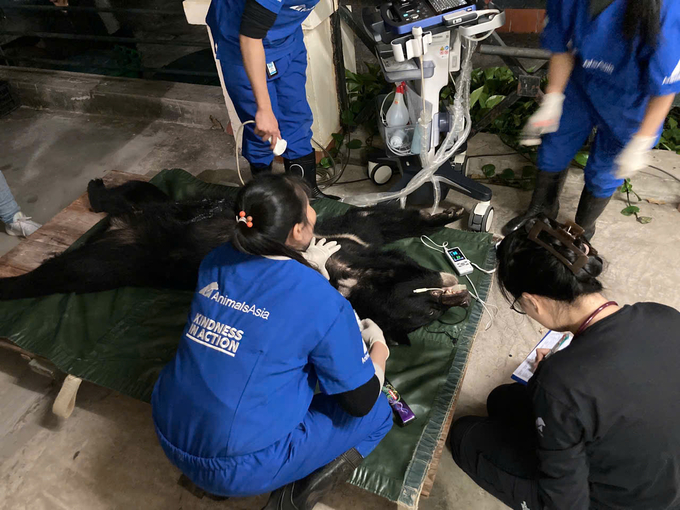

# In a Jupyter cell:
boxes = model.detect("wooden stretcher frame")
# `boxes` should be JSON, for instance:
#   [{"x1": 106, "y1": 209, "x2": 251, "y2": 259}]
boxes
[{"x1": 0, "y1": 171, "x2": 148, "y2": 418}]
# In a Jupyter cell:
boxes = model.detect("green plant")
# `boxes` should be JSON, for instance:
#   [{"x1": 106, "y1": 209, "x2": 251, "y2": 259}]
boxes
[
  {"x1": 343, "y1": 64, "x2": 391, "y2": 131},
  {"x1": 112, "y1": 46, "x2": 141, "y2": 78},
  {"x1": 475, "y1": 163, "x2": 538, "y2": 190},
  {"x1": 658, "y1": 107, "x2": 680, "y2": 155},
  {"x1": 441, "y1": 66, "x2": 543, "y2": 161},
  {"x1": 322, "y1": 64, "x2": 391, "y2": 170},
  {"x1": 619, "y1": 178, "x2": 652, "y2": 224}
]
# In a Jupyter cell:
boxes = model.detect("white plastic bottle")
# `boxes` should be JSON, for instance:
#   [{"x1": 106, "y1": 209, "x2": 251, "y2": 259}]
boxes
[
  {"x1": 386, "y1": 82, "x2": 409, "y2": 127},
  {"x1": 389, "y1": 129, "x2": 407, "y2": 149}
]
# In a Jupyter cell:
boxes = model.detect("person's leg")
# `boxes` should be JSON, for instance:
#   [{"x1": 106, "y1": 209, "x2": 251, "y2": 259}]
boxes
[
  {"x1": 219, "y1": 59, "x2": 278, "y2": 173},
  {"x1": 502, "y1": 80, "x2": 595, "y2": 235},
  {"x1": 450, "y1": 384, "x2": 541, "y2": 510},
  {"x1": 575, "y1": 123, "x2": 630, "y2": 239},
  {"x1": 0, "y1": 171, "x2": 41, "y2": 237},
  {"x1": 0, "y1": 171, "x2": 21, "y2": 225},
  {"x1": 450, "y1": 417, "x2": 542, "y2": 510},
  {"x1": 486, "y1": 383, "x2": 535, "y2": 431},
  {"x1": 274, "y1": 43, "x2": 338, "y2": 200},
  {"x1": 272, "y1": 393, "x2": 392, "y2": 485},
  {"x1": 261, "y1": 393, "x2": 393, "y2": 509}
]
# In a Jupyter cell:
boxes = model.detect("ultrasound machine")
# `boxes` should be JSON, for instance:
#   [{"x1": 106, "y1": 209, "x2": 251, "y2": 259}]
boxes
[{"x1": 358, "y1": 0, "x2": 504, "y2": 232}]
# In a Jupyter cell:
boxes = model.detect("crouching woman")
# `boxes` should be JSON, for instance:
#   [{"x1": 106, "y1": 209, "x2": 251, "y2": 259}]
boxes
[
  {"x1": 450, "y1": 217, "x2": 680, "y2": 510},
  {"x1": 152, "y1": 174, "x2": 392, "y2": 508}
]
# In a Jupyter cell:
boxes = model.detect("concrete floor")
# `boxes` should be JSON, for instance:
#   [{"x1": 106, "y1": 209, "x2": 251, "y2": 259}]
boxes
[{"x1": 1, "y1": 107, "x2": 679, "y2": 510}]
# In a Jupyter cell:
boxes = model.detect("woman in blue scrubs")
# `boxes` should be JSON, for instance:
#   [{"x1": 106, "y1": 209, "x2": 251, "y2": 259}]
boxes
[
  {"x1": 207, "y1": 0, "x2": 337, "y2": 199},
  {"x1": 503, "y1": 0, "x2": 680, "y2": 239},
  {"x1": 152, "y1": 174, "x2": 392, "y2": 509}
]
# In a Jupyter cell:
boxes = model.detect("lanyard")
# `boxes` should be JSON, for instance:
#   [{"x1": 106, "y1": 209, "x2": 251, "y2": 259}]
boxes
[{"x1": 575, "y1": 301, "x2": 618, "y2": 336}]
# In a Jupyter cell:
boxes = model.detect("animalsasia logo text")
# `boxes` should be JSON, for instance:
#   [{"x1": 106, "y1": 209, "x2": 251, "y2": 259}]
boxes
[
  {"x1": 582, "y1": 59, "x2": 614, "y2": 75},
  {"x1": 198, "y1": 282, "x2": 270, "y2": 320},
  {"x1": 663, "y1": 60, "x2": 680, "y2": 85}
]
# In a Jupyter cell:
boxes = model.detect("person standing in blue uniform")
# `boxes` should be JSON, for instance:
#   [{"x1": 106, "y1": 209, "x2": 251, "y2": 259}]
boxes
[
  {"x1": 207, "y1": 0, "x2": 337, "y2": 199},
  {"x1": 152, "y1": 174, "x2": 392, "y2": 509},
  {"x1": 503, "y1": 0, "x2": 680, "y2": 239}
]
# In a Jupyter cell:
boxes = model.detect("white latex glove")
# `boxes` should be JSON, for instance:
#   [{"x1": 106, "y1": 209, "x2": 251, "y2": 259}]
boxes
[
  {"x1": 302, "y1": 237, "x2": 341, "y2": 280},
  {"x1": 360, "y1": 318, "x2": 390, "y2": 386},
  {"x1": 615, "y1": 135, "x2": 656, "y2": 179},
  {"x1": 360, "y1": 319, "x2": 390, "y2": 360},
  {"x1": 520, "y1": 92, "x2": 565, "y2": 146}
]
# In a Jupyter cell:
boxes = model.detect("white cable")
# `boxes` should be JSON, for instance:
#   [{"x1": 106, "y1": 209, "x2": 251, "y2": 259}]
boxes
[
  {"x1": 421, "y1": 234, "x2": 448, "y2": 253},
  {"x1": 235, "y1": 120, "x2": 256, "y2": 186},
  {"x1": 420, "y1": 235, "x2": 497, "y2": 328},
  {"x1": 463, "y1": 30, "x2": 495, "y2": 42},
  {"x1": 236, "y1": 122, "x2": 333, "y2": 188},
  {"x1": 465, "y1": 274, "x2": 498, "y2": 330},
  {"x1": 471, "y1": 262, "x2": 496, "y2": 274}
]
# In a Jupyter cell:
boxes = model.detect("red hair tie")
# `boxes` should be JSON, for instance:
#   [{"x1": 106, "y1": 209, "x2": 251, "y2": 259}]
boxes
[{"x1": 236, "y1": 211, "x2": 253, "y2": 228}]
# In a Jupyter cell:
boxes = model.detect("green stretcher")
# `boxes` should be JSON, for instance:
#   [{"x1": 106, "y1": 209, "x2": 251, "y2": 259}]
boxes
[{"x1": 0, "y1": 169, "x2": 495, "y2": 508}]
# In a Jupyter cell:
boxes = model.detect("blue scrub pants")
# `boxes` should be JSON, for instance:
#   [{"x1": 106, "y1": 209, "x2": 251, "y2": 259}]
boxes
[
  {"x1": 220, "y1": 41, "x2": 314, "y2": 167},
  {"x1": 156, "y1": 393, "x2": 393, "y2": 498},
  {"x1": 538, "y1": 78, "x2": 641, "y2": 198}
]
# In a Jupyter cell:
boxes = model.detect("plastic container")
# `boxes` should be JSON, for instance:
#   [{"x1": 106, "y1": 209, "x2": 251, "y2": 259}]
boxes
[
  {"x1": 377, "y1": 85, "x2": 433, "y2": 157},
  {"x1": 386, "y1": 82, "x2": 409, "y2": 127}
]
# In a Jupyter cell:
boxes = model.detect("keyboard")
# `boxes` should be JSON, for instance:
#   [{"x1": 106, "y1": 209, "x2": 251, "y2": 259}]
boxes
[{"x1": 427, "y1": 0, "x2": 467, "y2": 14}]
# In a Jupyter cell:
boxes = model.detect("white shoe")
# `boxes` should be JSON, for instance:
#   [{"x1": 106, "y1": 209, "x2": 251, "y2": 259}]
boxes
[{"x1": 5, "y1": 212, "x2": 41, "y2": 237}]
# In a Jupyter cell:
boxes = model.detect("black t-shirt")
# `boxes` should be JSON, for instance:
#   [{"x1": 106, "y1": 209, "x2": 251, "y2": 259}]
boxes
[{"x1": 528, "y1": 303, "x2": 680, "y2": 510}]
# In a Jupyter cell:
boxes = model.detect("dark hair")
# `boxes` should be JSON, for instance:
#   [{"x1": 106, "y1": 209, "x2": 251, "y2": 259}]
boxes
[
  {"x1": 231, "y1": 174, "x2": 312, "y2": 267},
  {"x1": 623, "y1": 0, "x2": 661, "y2": 47},
  {"x1": 496, "y1": 216, "x2": 604, "y2": 304}
]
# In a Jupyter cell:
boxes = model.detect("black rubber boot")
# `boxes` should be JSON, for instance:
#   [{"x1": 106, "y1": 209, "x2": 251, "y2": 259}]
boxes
[
  {"x1": 575, "y1": 188, "x2": 612, "y2": 241},
  {"x1": 261, "y1": 448, "x2": 363, "y2": 510},
  {"x1": 501, "y1": 170, "x2": 568, "y2": 236},
  {"x1": 284, "y1": 152, "x2": 339, "y2": 201},
  {"x1": 250, "y1": 162, "x2": 273, "y2": 177}
]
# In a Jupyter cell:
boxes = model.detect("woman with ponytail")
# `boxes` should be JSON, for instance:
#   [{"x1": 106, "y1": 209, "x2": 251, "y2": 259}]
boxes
[
  {"x1": 503, "y1": 0, "x2": 680, "y2": 240},
  {"x1": 451, "y1": 216, "x2": 680, "y2": 509},
  {"x1": 151, "y1": 174, "x2": 392, "y2": 508}
]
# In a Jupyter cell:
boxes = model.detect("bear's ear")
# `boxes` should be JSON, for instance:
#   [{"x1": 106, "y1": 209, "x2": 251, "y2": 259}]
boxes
[{"x1": 384, "y1": 330, "x2": 411, "y2": 346}]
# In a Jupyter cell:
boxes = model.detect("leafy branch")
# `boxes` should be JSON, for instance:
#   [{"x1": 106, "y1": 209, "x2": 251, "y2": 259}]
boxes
[
  {"x1": 321, "y1": 64, "x2": 391, "y2": 170},
  {"x1": 474, "y1": 164, "x2": 538, "y2": 190},
  {"x1": 619, "y1": 179, "x2": 652, "y2": 224}
]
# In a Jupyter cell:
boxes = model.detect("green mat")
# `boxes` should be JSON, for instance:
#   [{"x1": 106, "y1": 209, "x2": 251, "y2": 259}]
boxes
[{"x1": 0, "y1": 169, "x2": 495, "y2": 507}]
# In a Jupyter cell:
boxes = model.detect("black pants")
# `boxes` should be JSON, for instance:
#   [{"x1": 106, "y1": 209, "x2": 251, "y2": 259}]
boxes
[{"x1": 450, "y1": 384, "x2": 543, "y2": 510}]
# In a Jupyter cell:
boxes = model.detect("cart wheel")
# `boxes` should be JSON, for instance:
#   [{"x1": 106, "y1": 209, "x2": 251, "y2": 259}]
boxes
[
  {"x1": 52, "y1": 374, "x2": 82, "y2": 419},
  {"x1": 367, "y1": 163, "x2": 394, "y2": 185},
  {"x1": 468, "y1": 202, "x2": 494, "y2": 233},
  {"x1": 453, "y1": 152, "x2": 467, "y2": 174}
]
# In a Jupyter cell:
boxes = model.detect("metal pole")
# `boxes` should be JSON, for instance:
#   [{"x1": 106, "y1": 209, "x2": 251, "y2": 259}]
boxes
[
  {"x1": 0, "y1": 57, "x2": 218, "y2": 77},
  {"x1": 0, "y1": 31, "x2": 207, "y2": 48},
  {"x1": 0, "y1": 5, "x2": 183, "y2": 15},
  {"x1": 478, "y1": 45, "x2": 551, "y2": 60},
  {"x1": 330, "y1": 11, "x2": 350, "y2": 115},
  {"x1": 338, "y1": 5, "x2": 375, "y2": 54}
]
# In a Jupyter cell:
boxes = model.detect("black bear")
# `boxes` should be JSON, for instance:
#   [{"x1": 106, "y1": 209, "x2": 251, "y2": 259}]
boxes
[{"x1": 0, "y1": 179, "x2": 471, "y2": 344}]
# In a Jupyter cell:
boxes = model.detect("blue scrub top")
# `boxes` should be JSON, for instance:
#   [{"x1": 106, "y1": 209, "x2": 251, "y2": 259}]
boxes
[
  {"x1": 542, "y1": 0, "x2": 680, "y2": 126},
  {"x1": 207, "y1": 0, "x2": 319, "y2": 63},
  {"x1": 152, "y1": 244, "x2": 374, "y2": 458}
]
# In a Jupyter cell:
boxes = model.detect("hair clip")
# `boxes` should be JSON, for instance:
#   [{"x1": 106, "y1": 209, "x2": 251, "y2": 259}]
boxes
[
  {"x1": 236, "y1": 210, "x2": 253, "y2": 228},
  {"x1": 528, "y1": 219, "x2": 597, "y2": 275}
]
